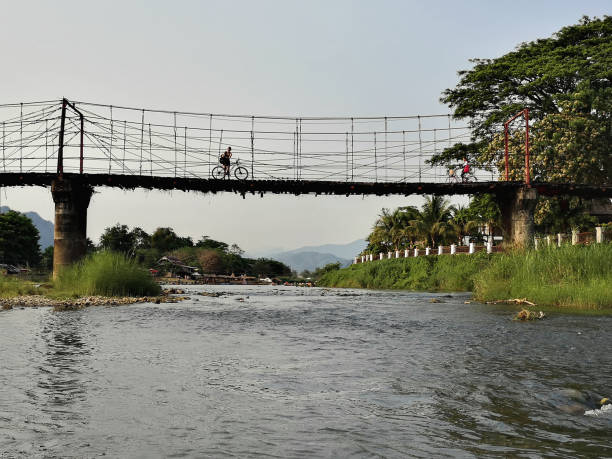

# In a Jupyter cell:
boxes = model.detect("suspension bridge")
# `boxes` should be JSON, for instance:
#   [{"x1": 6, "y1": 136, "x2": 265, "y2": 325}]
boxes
[{"x1": 0, "y1": 99, "x2": 609, "y2": 275}]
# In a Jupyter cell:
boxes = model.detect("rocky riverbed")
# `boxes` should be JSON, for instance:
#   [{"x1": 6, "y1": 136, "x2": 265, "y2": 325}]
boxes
[{"x1": 0, "y1": 293, "x2": 188, "y2": 311}]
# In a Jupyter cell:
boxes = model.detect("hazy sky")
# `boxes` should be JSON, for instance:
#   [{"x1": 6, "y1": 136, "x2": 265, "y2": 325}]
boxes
[{"x1": 0, "y1": 1, "x2": 609, "y2": 254}]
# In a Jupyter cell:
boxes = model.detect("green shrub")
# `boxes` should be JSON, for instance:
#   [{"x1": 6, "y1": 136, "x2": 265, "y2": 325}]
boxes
[{"x1": 54, "y1": 251, "x2": 161, "y2": 297}]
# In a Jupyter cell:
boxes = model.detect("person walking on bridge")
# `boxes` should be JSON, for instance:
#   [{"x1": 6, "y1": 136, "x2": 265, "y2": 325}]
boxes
[{"x1": 220, "y1": 147, "x2": 232, "y2": 178}]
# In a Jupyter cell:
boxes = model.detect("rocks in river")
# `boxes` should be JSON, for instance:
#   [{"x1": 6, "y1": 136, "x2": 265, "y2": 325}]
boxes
[
  {"x1": 163, "y1": 288, "x2": 187, "y2": 295},
  {"x1": 0, "y1": 294, "x2": 186, "y2": 311},
  {"x1": 514, "y1": 309, "x2": 546, "y2": 321}
]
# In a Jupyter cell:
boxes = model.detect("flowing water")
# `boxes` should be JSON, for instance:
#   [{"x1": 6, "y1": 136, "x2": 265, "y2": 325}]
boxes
[{"x1": 1, "y1": 285, "x2": 611, "y2": 458}]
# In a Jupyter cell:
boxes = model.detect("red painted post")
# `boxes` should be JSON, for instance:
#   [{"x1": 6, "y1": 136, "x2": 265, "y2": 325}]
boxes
[
  {"x1": 504, "y1": 123, "x2": 509, "y2": 181},
  {"x1": 524, "y1": 108, "x2": 530, "y2": 187}
]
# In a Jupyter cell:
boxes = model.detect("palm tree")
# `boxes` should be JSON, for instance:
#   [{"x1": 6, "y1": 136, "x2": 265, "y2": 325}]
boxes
[
  {"x1": 410, "y1": 195, "x2": 456, "y2": 247},
  {"x1": 451, "y1": 205, "x2": 480, "y2": 245}
]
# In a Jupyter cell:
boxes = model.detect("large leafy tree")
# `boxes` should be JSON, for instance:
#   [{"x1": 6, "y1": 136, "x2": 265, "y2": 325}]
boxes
[
  {"x1": 0, "y1": 210, "x2": 40, "y2": 266},
  {"x1": 431, "y1": 16, "x2": 612, "y2": 186}
]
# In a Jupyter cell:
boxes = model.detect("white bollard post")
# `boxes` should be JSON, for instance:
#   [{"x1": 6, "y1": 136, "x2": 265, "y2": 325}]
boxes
[
  {"x1": 379, "y1": 253, "x2": 384, "y2": 260},
  {"x1": 404, "y1": 249, "x2": 409, "y2": 258},
  {"x1": 425, "y1": 247, "x2": 431, "y2": 256},
  {"x1": 438, "y1": 245, "x2": 443, "y2": 255},
  {"x1": 546, "y1": 235, "x2": 552, "y2": 246},
  {"x1": 571, "y1": 230, "x2": 578, "y2": 245},
  {"x1": 369, "y1": 254, "x2": 373, "y2": 262},
  {"x1": 387, "y1": 252, "x2": 392, "y2": 259},
  {"x1": 361, "y1": 256, "x2": 365, "y2": 263},
  {"x1": 487, "y1": 241, "x2": 492, "y2": 254},
  {"x1": 596, "y1": 226, "x2": 603, "y2": 243},
  {"x1": 395, "y1": 250, "x2": 400, "y2": 258},
  {"x1": 354, "y1": 257, "x2": 358, "y2": 264},
  {"x1": 450, "y1": 244, "x2": 456, "y2": 255},
  {"x1": 534, "y1": 238, "x2": 539, "y2": 250},
  {"x1": 469, "y1": 242, "x2": 475, "y2": 254},
  {"x1": 557, "y1": 233, "x2": 563, "y2": 247},
  {"x1": 414, "y1": 248, "x2": 419, "y2": 257}
]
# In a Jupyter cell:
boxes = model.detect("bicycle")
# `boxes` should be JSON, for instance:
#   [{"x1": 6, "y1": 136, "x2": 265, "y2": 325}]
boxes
[
  {"x1": 211, "y1": 159, "x2": 249, "y2": 180},
  {"x1": 446, "y1": 167, "x2": 478, "y2": 183}
]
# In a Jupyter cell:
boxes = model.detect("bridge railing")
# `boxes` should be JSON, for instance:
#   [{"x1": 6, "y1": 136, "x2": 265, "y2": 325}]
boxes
[
  {"x1": 0, "y1": 99, "x2": 504, "y2": 184},
  {"x1": 353, "y1": 242, "x2": 504, "y2": 264}
]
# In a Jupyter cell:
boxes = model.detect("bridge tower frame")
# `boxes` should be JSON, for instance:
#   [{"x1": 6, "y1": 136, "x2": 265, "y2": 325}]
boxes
[{"x1": 504, "y1": 108, "x2": 530, "y2": 186}]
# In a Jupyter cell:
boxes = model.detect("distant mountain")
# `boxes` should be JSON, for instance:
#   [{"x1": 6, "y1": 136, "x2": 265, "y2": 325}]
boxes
[
  {"x1": 279, "y1": 239, "x2": 367, "y2": 259},
  {"x1": 0, "y1": 206, "x2": 54, "y2": 249},
  {"x1": 272, "y1": 251, "x2": 351, "y2": 274}
]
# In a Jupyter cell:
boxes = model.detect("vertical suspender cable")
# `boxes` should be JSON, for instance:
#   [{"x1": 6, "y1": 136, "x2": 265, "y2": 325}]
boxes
[
  {"x1": 350, "y1": 118, "x2": 354, "y2": 181},
  {"x1": 345, "y1": 132, "x2": 349, "y2": 181},
  {"x1": 418, "y1": 115, "x2": 422, "y2": 181},
  {"x1": 19, "y1": 103, "x2": 23, "y2": 173},
  {"x1": 44, "y1": 119, "x2": 48, "y2": 172},
  {"x1": 3, "y1": 122, "x2": 6, "y2": 172},
  {"x1": 173, "y1": 112, "x2": 177, "y2": 177},
  {"x1": 384, "y1": 117, "x2": 388, "y2": 181},
  {"x1": 294, "y1": 119, "x2": 298, "y2": 180},
  {"x1": 433, "y1": 128, "x2": 437, "y2": 182},
  {"x1": 402, "y1": 130, "x2": 406, "y2": 181},
  {"x1": 208, "y1": 115, "x2": 212, "y2": 177},
  {"x1": 447, "y1": 114, "x2": 451, "y2": 149},
  {"x1": 109, "y1": 106, "x2": 113, "y2": 174},
  {"x1": 250, "y1": 116, "x2": 254, "y2": 179},
  {"x1": 139, "y1": 109, "x2": 145, "y2": 175},
  {"x1": 218, "y1": 129, "x2": 223, "y2": 157},
  {"x1": 298, "y1": 118, "x2": 302, "y2": 180},
  {"x1": 374, "y1": 132, "x2": 377, "y2": 182},
  {"x1": 184, "y1": 126, "x2": 187, "y2": 178},
  {"x1": 122, "y1": 120, "x2": 126, "y2": 174},
  {"x1": 149, "y1": 124, "x2": 153, "y2": 176}
]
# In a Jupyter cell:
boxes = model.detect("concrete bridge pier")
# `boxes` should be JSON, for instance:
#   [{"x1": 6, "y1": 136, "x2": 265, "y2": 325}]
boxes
[
  {"x1": 51, "y1": 178, "x2": 93, "y2": 278},
  {"x1": 497, "y1": 187, "x2": 539, "y2": 249}
]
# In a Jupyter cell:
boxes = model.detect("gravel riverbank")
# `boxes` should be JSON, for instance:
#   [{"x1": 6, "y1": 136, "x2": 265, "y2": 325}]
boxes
[{"x1": 0, "y1": 293, "x2": 188, "y2": 311}]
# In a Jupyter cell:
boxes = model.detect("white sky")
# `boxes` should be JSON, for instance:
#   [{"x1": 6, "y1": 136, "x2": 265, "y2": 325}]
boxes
[{"x1": 0, "y1": 0, "x2": 608, "y2": 253}]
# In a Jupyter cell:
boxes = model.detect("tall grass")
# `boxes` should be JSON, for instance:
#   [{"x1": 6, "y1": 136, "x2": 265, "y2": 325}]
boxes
[
  {"x1": 473, "y1": 244, "x2": 612, "y2": 309},
  {"x1": 318, "y1": 251, "x2": 492, "y2": 292},
  {"x1": 54, "y1": 251, "x2": 161, "y2": 297},
  {"x1": 0, "y1": 276, "x2": 37, "y2": 297},
  {"x1": 318, "y1": 244, "x2": 612, "y2": 309}
]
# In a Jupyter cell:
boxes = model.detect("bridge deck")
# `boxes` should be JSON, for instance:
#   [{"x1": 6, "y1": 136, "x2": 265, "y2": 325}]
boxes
[{"x1": 1, "y1": 173, "x2": 609, "y2": 198}]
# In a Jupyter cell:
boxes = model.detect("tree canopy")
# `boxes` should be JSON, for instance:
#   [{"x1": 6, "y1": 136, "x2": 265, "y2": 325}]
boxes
[
  {"x1": 0, "y1": 210, "x2": 40, "y2": 266},
  {"x1": 431, "y1": 16, "x2": 611, "y2": 185}
]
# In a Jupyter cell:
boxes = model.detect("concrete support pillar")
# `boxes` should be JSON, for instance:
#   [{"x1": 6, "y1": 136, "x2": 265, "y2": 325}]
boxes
[
  {"x1": 534, "y1": 237, "x2": 539, "y2": 250},
  {"x1": 387, "y1": 252, "x2": 392, "y2": 259},
  {"x1": 546, "y1": 235, "x2": 552, "y2": 246},
  {"x1": 486, "y1": 241, "x2": 492, "y2": 254},
  {"x1": 596, "y1": 226, "x2": 603, "y2": 243},
  {"x1": 414, "y1": 248, "x2": 419, "y2": 257},
  {"x1": 450, "y1": 244, "x2": 456, "y2": 255},
  {"x1": 404, "y1": 249, "x2": 409, "y2": 258},
  {"x1": 369, "y1": 254, "x2": 373, "y2": 262},
  {"x1": 379, "y1": 253, "x2": 384, "y2": 260},
  {"x1": 498, "y1": 187, "x2": 538, "y2": 249},
  {"x1": 425, "y1": 247, "x2": 431, "y2": 256},
  {"x1": 52, "y1": 178, "x2": 93, "y2": 278},
  {"x1": 438, "y1": 245, "x2": 443, "y2": 255},
  {"x1": 557, "y1": 233, "x2": 563, "y2": 247},
  {"x1": 354, "y1": 257, "x2": 358, "y2": 264},
  {"x1": 469, "y1": 242, "x2": 475, "y2": 254},
  {"x1": 395, "y1": 250, "x2": 400, "y2": 258},
  {"x1": 571, "y1": 230, "x2": 578, "y2": 245}
]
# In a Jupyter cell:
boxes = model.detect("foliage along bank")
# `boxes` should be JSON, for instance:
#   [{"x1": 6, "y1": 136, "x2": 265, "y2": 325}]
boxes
[{"x1": 318, "y1": 244, "x2": 612, "y2": 309}]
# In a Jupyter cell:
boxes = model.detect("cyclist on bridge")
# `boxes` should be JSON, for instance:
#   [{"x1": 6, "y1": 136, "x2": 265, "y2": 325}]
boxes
[
  {"x1": 461, "y1": 157, "x2": 470, "y2": 182},
  {"x1": 220, "y1": 147, "x2": 232, "y2": 178}
]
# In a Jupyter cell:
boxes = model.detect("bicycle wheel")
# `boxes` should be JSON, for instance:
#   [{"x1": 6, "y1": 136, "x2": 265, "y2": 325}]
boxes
[
  {"x1": 234, "y1": 166, "x2": 249, "y2": 181},
  {"x1": 211, "y1": 166, "x2": 225, "y2": 180}
]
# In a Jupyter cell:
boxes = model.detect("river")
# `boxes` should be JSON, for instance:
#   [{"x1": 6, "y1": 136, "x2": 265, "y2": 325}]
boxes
[{"x1": 1, "y1": 285, "x2": 611, "y2": 458}]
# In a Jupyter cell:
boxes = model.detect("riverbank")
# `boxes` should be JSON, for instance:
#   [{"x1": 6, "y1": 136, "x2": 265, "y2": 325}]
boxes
[{"x1": 318, "y1": 244, "x2": 612, "y2": 309}]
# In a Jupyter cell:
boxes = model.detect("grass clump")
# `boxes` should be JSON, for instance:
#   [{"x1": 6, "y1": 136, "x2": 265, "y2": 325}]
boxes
[
  {"x1": 473, "y1": 244, "x2": 612, "y2": 309},
  {"x1": 0, "y1": 276, "x2": 38, "y2": 297},
  {"x1": 54, "y1": 251, "x2": 161, "y2": 297}
]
